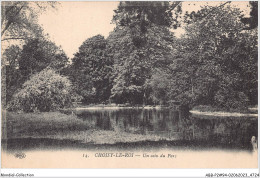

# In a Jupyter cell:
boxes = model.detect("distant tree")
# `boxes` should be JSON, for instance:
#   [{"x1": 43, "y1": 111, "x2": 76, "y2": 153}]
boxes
[
  {"x1": 8, "y1": 69, "x2": 74, "y2": 112},
  {"x1": 146, "y1": 69, "x2": 171, "y2": 105},
  {"x1": 19, "y1": 38, "x2": 68, "y2": 82},
  {"x1": 70, "y1": 35, "x2": 113, "y2": 104}
]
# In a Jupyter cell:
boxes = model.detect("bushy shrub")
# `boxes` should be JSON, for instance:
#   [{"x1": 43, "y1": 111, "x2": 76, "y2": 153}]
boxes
[
  {"x1": 8, "y1": 69, "x2": 76, "y2": 112},
  {"x1": 214, "y1": 88, "x2": 249, "y2": 111}
]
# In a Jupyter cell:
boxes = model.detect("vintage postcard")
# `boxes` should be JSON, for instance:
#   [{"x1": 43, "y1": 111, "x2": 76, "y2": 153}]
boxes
[{"x1": 1, "y1": 0, "x2": 259, "y2": 174}]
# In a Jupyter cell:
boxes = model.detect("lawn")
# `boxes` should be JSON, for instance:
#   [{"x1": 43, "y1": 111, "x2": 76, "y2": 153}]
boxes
[{"x1": 3, "y1": 111, "x2": 90, "y2": 139}]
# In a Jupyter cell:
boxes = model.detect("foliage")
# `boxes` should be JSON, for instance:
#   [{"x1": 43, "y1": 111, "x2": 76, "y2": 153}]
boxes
[
  {"x1": 146, "y1": 69, "x2": 171, "y2": 105},
  {"x1": 107, "y1": 24, "x2": 175, "y2": 104},
  {"x1": 156, "y1": 5, "x2": 257, "y2": 109},
  {"x1": 113, "y1": 1, "x2": 182, "y2": 30},
  {"x1": 3, "y1": 38, "x2": 68, "y2": 107},
  {"x1": 19, "y1": 38, "x2": 68, "y2": 81},
  {"x1": 241, "y1": 1, "x2": 258, "y2": 30},
  {"x1": 214, "y1": 88, "x2": 249, "y2": 110},
  {"x1": 1, "y1": 2, "x2": 57, "y2": 108},
  {"x1": 3, "y1": 2, "x2": 257, "y2": 112},
  {"x1": 108, "y1": 2, "x2": 178, "y2": 104},
  {"x1": 1, "y1": 1, "x2": 56, "y2": 41},
  {"x1": 8, "y1": 69, "x2": 75, "y2": 112},
  {"x1": 70, "y1": 35, "x2": 113, "y2": 104},
  {"x1": 2, "y1": 45, "x2": 22, "y2": 102}
]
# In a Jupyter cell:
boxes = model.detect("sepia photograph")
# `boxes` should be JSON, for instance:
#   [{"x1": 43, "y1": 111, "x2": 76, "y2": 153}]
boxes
[{"x1": 1, "y1": 0, "x2": 258, "y2": 173}]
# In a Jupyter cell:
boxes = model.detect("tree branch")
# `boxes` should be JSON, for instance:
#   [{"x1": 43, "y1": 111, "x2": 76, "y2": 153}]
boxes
[
  {"x1": 200, "y1": 1, "x2": 231, "y2": 24},
  {"x1": 1, "y1": 5, "x2": 25, "y2": 37},
  {"x1": 2, "y1": 37, "x2": 27, "y2": 41},
  {"x1": 170, "y1": 1, "x2": 182, "y2": 11},
  {"x1": 1, "y1": 1, "x2": 22, "y2": 26},
  {"x1": 1, "y1": 20, "x2": 12, "y2": 37}
]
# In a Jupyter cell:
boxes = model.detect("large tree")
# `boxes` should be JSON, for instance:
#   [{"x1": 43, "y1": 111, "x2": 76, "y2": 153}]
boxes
[
  {"x1": 3, "y1": 39, "x2": 68, "y2": 104},
  {"x1": 1, "y1": 1, "x2": 57, "y2": 108},
  {"x1": 3, "y1": 45, "x2": 22, "y2": 102},
  {"x1": 107, "y1": 25, "x2": 175, "y2": 104},
  {"x1": 108, "y1": 1, "x2": 180, "y2": 104},
  {"x1": 112, "y1": 1, "x2": 182, "y2": 30},
  {"x1": 157, "y1": 5, "x2": 258, "y2": 110},
  {"x1": 70, "y1": 35, "x2": 113, "y2": 104},
  {"x1": 1, "y1": 1, "x2": 56, "y2": 42}
]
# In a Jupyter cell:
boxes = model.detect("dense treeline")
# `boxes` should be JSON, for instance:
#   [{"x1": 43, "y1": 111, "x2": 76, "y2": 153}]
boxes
[
  {"x1": 4, "y1": 2, "x2": 258, "y2": 112},
  {"x1": 4, "y1": 39, "x2": 69, "y2": 103},
  {"x1": 68, "y1": 35, "x2": 113, "y2": 104},
  {"x1": 153, "y1": 5, "x2": 258, "y2": 110}
]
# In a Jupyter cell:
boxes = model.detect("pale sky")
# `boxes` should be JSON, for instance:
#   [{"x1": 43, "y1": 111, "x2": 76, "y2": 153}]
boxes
[
  {"x1": 39, "y1": 2, "x2": 118, "y2": 58},
  {"x1": 38, "y1": 1, "x2": 250, "y2": 59}
]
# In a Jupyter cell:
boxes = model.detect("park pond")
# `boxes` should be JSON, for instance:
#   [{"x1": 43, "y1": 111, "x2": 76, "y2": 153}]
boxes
[{"x1": 2, "y1": 107, "x2": 258, "y2": 152}]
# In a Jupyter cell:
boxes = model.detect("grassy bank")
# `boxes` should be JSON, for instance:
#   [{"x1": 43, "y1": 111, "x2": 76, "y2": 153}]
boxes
[
  {"x1": 3, "y1": 112, "x2": 91, "y2": 139},
  {"x1": 192, "y1": 105, "x2": 258, "y2": 114}
]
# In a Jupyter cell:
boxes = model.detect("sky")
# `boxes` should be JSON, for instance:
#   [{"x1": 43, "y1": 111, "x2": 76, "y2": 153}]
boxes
[
  {"x1": 38, "y1": 1, "x2": 250, "y2": 59},
  {"x1": 39, "y1": 2, "x2": 118, "y2": 58}
]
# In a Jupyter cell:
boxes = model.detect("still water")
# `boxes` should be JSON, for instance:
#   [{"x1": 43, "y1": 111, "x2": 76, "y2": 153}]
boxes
[{"x1": 75, "y1": 108, "x2": 257, "y2": 151}]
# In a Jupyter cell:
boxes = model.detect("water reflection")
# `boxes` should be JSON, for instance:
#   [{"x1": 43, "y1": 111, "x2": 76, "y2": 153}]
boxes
[{"x1": 76, "y1": 108, "x2": 258, "y2": 150}]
